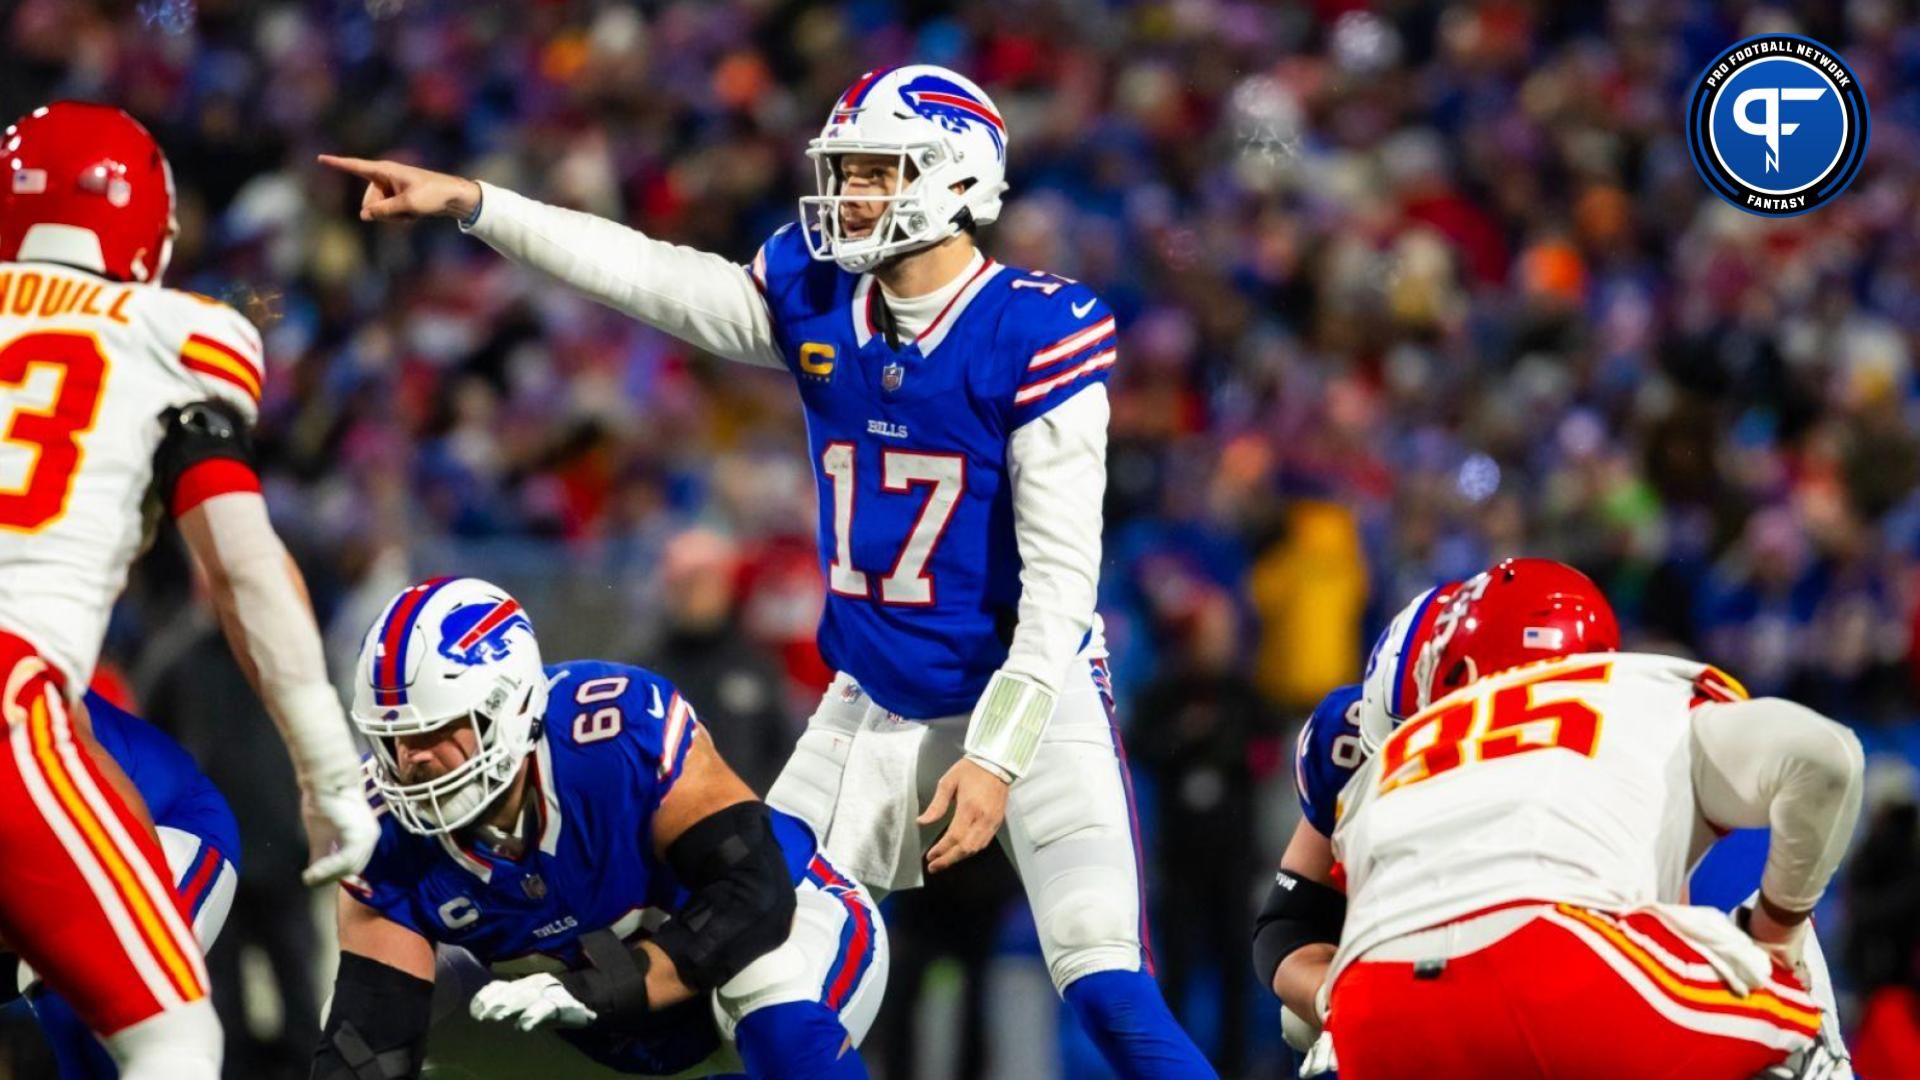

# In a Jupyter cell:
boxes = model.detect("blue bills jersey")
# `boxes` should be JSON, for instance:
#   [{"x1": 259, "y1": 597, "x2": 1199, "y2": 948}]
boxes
[
  {"x1": 84, "y1": 691, "x2": 240, "y2": 872},
  {"x1": 752, "y1": 226, "x2": 1117, "y2": 719},
  {"x1": 1293, "y1": 685, "x2": 1367, "y2": 838},
  {"x1": 345, "y1": 660, "x2": 820, "y2": 1074},
  {"x1": 1688, "y1": 827, "x2": 1771, "y2": 911}
]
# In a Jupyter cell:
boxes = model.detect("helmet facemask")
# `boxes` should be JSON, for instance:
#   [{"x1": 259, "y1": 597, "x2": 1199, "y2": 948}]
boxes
[
  {"x1": 357, "y1": 673, "x2": 543, "y2": 837},
  {"x1": 1413, "y1": 576, "x2": 1483, "y2": 712},
  {"x1": 800, "y1": 140, "x2": 979, "y2": 273},
  {"x1": 1358, "y1": 583, "x2": 1455, "y2": 752}
]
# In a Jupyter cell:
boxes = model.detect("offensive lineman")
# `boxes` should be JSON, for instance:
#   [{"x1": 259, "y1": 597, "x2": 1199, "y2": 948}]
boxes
[
  {"x1": 1318, "y1": 560, "x2": 1862, "y2": 1078},
  {"x1": 1259, "y1": 579, "x2": 1852, "y2": 1077},
  {"x1": 0, "y1": 103, "x2": 377, "y2": 1078},
  {"x1": 314, "y1": 578, "x2": 885, "y2": 1079},
  {"x1": 320, "y1": 63, "x2": 1211, "y2": 1076}
]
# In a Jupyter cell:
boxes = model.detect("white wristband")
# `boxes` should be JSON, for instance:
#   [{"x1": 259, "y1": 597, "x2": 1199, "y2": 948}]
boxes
[{"x1": 962, "y1": 671, "x2": 1056, "y2": 780}]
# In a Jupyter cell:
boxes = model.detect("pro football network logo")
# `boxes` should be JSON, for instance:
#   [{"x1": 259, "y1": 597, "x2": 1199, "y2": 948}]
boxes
[{"x1": 1687, "y1": 34, "x2": 1869, "y2": 217}]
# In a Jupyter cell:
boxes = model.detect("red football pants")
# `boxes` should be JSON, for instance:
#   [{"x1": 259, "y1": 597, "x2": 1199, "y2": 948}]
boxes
[
  {"x1": 1329, "y1": 904, "x2": 1820, "y2": 1080},
  {"x1": 0, "y1": 631, "x2": 207, "y2": 1034}
]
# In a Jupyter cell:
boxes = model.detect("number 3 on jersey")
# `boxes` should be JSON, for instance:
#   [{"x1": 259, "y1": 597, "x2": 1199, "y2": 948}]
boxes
[
  {"x1": 821, "y1": 443, "x2": 965, "y2": 606},
  {"x1": 1378, "y1": 663, "x2": 1612, "y2": 795},
  {"x1": 0, "y1": 331, "x2": 109, "y2": 532}
]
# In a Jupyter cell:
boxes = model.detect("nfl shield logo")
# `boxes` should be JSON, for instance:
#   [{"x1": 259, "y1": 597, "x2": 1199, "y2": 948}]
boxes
[{"x1": 882, "y1": 362, "x2": 904, "y2": 392}]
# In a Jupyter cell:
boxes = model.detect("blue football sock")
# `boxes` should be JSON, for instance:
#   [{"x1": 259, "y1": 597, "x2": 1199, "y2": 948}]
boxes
[
  {"x1": 1062, "y1": 968, "x2": 1219, "y2": 1080},
  {"x1": 735, "y1": 1000, "x2": 869, "y2": 1080}
]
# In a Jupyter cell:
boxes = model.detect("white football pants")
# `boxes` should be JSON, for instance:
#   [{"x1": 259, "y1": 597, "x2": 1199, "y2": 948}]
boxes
[{"x1": 768, "y1": 651, "x2": 1153, "y2": 993}]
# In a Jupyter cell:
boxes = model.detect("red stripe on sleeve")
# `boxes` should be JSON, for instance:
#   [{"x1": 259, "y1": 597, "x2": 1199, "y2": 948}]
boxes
[
  {"x1": 169, "y1": 458, "x2": 262, "y2": 518},
  {"x1": 179, "y1": 356, "x2": 261, "y2": 403},
  {"x1": 185, "y1": 333, "x2": 260, "y2": 378},
  {"x1": 180, "y1": 845, "x2": 221, "y2": 906},
  {"x1": 827, "y1": 901, "x2": 873, "y2": 1008}
]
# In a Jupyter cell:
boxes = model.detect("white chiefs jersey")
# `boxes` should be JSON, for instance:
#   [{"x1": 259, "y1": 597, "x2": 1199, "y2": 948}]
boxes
[
  {"x1": 1331, "y1": 651, "x2": 1746, "y2": 972},
  {"x1": 0, "y1": 261, "x2": 263, "y2": 689}
]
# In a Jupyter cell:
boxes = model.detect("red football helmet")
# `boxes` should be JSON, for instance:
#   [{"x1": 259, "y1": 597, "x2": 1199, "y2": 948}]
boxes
[
  {"x1": 0, "y1": 102, "x2": 176, "y2": 283},
  {"x1": 1411, "y1": 557, "x2": 1620, "y2": 708}
]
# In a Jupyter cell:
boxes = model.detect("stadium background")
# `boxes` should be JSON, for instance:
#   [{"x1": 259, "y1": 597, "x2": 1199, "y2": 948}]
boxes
[{"x1": 5, "y1": 0, "x2": 1920, "y2": 1076}]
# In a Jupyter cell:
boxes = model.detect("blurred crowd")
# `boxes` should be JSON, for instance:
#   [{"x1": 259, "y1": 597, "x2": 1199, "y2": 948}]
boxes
[{"x1": 6, "y1": 0, "x2": 1920, "y2": 1076}]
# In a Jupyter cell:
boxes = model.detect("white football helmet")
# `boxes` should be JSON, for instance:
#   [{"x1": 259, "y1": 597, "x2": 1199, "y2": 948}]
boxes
[
  {"x1": 799, "y1": 65, "x2": 1010, "y2": 272},
  {"x1": 1357, "y1": 583, "x2": 1455, "y2": 753},
  {"x1": 351, "y1": 577, "x2": 550, "y2": 836}
]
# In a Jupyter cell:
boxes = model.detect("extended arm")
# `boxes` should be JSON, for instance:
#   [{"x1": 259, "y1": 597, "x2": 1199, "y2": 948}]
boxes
[
  {"x1": 316, "y1": 156, "x2": 782, "y2": 369},
  {"x1": 168, "y1": 402, "x2": 376, "y2": 885},
  {"x1": 462, "y1": 183, "x2": 783, "y2": 369}
]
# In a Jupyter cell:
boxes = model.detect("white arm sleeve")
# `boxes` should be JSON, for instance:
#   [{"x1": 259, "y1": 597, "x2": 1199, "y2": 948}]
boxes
[
  {"x1": 462, "y1": 182, "x2": 783, "y2": 370},
  {"x1": 1691, "y1": 697, "x2": 1865, "y2": 912},
  {"x1": 1002, "y1": 386, "x2": 1109, "y2": 692},
  {"x1": 185, "y1": 492, "x2": 363, "y2": 792}
]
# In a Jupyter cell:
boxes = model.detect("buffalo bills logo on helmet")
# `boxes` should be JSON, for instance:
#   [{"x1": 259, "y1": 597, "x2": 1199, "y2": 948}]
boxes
[
  {"x1": 437, "y1": 599, "x2": 533, "y2": 667},
  {"x1": 897, "y1": 75, "x2": 1006, "y2": 159}
]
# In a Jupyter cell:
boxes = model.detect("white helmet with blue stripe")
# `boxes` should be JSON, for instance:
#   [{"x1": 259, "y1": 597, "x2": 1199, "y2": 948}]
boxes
[
  {"x1": 1358, "y1": 582, "x2": 1457, "y2": 753},
  {"x1": 799, "y1": 64, "x2": 1010, "y2": 272},
  {"x1": 350, "y1": 577, "x2": 549, "y2": 836}
]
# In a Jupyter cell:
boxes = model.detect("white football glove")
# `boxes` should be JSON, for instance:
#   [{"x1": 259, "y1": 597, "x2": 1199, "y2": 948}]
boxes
[
  {"x1": 1299, "y1": 1029, "x2": 1339, "y2": 1078},
  {"x1": 1759, "y1": 1027, "x2": 1851, "y2": 1080},
  {"x1": 1279, "y1": 1005, "x2": 1320, "y2": 1052},
  {"x1": 299, "y1": 778, "x2": 380, "y2": 887},
  {"x1": 1734, "y1": 901, "x2": 1817, "y2": 993},
  {"x1": 470, "y1": 973, "x2": 599, "y2": 1031},
  {"x1": 1297, "y1": 983, "x2": 1339, "y2": 1079}
]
